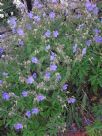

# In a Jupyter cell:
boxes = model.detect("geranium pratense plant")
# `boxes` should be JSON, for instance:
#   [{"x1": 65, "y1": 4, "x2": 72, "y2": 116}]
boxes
[{"x1": 0, "y1": 0, "x2": 102, "y2": 135}]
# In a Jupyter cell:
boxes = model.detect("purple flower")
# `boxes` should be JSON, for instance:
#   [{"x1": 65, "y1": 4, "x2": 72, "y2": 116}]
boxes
[
  {"x1": 93, "y1": 28, "x2": 100, "y2": 35},
  {"x1": 26, "y1": 24, "x2": 32, "y2": 30},
  {"x1": 53, "y1": 30, "x2": 59, "y2": 38},
  {"x1": 85, "y1": 0, "x2": 96, "y2": 12},
  {"x1": 44, "y1": 30, "x2": 51, "y2": 38},
  {"x1": 28, "y1": 12, "x2": 33, "y2": 19},
  {"x1": 50, "y1": 64, "x2": 57, "y2": 71},
  {"x1": 50, "y1": 55, "x2": 55, "y2": 61},
  {"x1": 56, "y1": 74, "x2": 61, "y2": 81},
  {"x1": 36, "y1": 94, "x2": 46, "y2": 102},
  {"x1": 8, "y1": 16, "x2": 17, "y2": 28},
  {"x1": 32, "y1": 107, "x2": 39, "y2": 115},
  {"x1": 0, "y1": 47, "x2": 4, "y2": 54},
  {"x1": 37, "y1": 4, "x2": 43, "y2": 9},
  {"x1": 0, "y1": 47, "x2": 4, "y2": 56},
  {"x1": 18, "y1": 39, "x2": 24, "y2": 46},
  {"x1": 34, "y1": 15, "x2": 41, "y2": 22},
  {"x1": 31, "y1": 57, "x2": 39, "y2": 64},
  {"x1": 44, "y1": 72, "x2": 51, "y2": 80},
  {"x1": 32, "y1": 72, "x2": 37, "y2": 79},
  {"x1": 14, "y1": 123, "x2": 23, "y2": 130},
  {"x1": 85, "y1": 2, "x2": 93, "y2": 11},
  {"x1": 26, "y1": 76, "x2": 34, "y2": 84},
  {"x1": 49, "y1": 12, "x2": 55, "y2": 20},
  {"x1": 73, "y1": 44, "x2": 77, "y2": 53},
  {"x1": 62, "y1": 84, "x2": 68, "y2": 91},
  {"x1": 82, "y1": 48, "x2": 87, "y2": 56},
  {"x1": 93, "y1": 7, "x2": 99, "y2": 15},
  {"x1": 22, "y1": 91, "x2": 28, "y2": 97},
  {"x1": 33, "y1": 0, "x2": 39, "y2": 6},
  {"x1": 52, "y1": 0, "x2": 58, "y2": 4},
  {"x1": 67, "y1": 97, "x2": 76, "y2": 104},
  {"x1": 85, "y1": 40, "x2": 92, "y2": 47},
  {"x1": 25, "y1": 110, "x2": 31, "y2": 118},
  {"x1": 0, "y1": 34, "x2": 5, "y2": 39},
  {"x1": 0, "y1": 80, "x2": 3, "y2": 84},
  {"x1": 84, "y1": 118, "x2": 92, "y2": 125},
  {"x1": 17, "y1": 28, "x2": 24, "y2": 36},
  {"x1": 50, "y1": 52, "x2": 56, "y2": 61},
  {"x1": 33, "y1": 0, "x2": 43, "y2": 9},
  {"x1": 2, "y1": 92, "x2": 10, "y2": 101},
  {"x1": 12, "y1": 28, "x2": 16, "y2": 34},
  {"x1": 94, "y1": 36, "x2": 102, "y2": 43}
]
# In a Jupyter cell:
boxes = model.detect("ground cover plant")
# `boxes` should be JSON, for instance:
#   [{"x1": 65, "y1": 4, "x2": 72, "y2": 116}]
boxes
[{"x1": 0, "y1": 0, "x2": 102, "y2": 135}]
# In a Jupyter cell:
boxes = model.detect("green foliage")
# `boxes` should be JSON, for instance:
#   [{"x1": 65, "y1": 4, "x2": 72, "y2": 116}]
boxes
[
  {"x1": 86, "y1": 121, "x2": 102, "y2": 136},
  {"x1": 92, "y1": 104, "x2": 102, "y2": 121},
  {"x1": 86, "y1": 104, "x2": 102, "y2": 136},
  {"x1": 0, "y1": 0, "x2": 102, "y2": 135}
]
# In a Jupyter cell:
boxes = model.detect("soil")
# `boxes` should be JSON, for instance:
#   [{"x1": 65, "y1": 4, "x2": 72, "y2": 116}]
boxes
[{"x1": 58, "y1": 130, "x2": 88, "y2": 136}]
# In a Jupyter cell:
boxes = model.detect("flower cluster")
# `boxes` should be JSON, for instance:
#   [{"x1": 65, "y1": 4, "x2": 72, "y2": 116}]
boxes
[
  {"x1": 25, "y1": 107, "x2": 39, "y2": 118},
  {"x1": 85, "y1": 0, "x2": 98, "y2": 15}
]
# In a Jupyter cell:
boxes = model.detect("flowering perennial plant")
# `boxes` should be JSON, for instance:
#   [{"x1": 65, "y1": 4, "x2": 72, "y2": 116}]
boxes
[{"x1": 0, "y1": 0, "x2": 102, "y2": 135}]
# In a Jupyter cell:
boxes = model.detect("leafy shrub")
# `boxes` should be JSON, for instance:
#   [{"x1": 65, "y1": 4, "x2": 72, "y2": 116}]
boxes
[{"x1": 0, "y1": 0, "x2": 102, "y2": 135}]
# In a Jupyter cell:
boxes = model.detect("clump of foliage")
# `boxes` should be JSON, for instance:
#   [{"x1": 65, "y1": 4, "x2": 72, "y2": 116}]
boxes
[
  {"x1": 0, "y1": 0, "x2": 102, "y2": 135},
  {"x1": 86, "y1": 104, "x2": 102, "y2": 136},
  {"x1": 86, "y1": 120, "x2": 102, "y2": 136}
]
